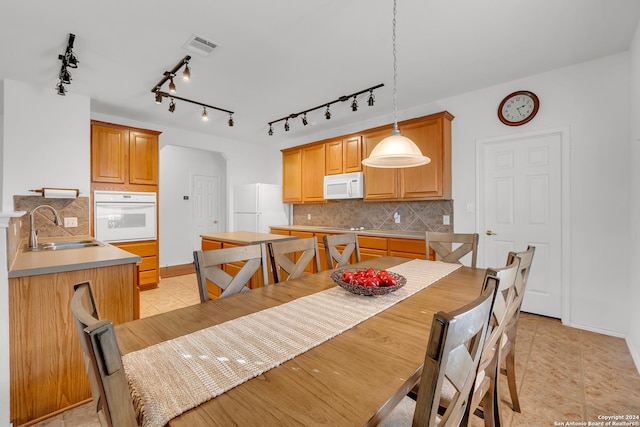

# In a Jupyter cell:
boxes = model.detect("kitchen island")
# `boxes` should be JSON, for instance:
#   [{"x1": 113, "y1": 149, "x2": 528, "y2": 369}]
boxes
[
  {"x1": 200, "y1": 231, "x2": 298, "y2": 298},
  {"x1": 8, "y1": 237, "x2": 140, "y2": 426}
]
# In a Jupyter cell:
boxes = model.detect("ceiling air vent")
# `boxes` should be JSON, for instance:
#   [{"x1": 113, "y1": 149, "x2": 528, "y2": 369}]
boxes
[{"x1": 182, "y1": 34, "x2": 218, "y2": 56}]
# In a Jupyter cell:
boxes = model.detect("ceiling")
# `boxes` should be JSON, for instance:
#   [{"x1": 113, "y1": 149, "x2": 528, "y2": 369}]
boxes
[{"x1": 1, "y1": 0, "x2": 639, "y2": 147}]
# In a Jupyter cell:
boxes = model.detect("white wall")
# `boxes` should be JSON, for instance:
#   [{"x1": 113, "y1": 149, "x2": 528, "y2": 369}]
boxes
[
  {"x1": 2, "y1": 79, "x2": 90, "y2": 210},
  {"x1": 159, "y1": 145, "x2": 226, "y2": 267},
  {"x1": 627, "y1": 22, "x2": 640, "y2": 371}
]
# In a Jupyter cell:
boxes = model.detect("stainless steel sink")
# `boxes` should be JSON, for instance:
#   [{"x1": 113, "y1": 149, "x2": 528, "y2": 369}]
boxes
[{"x1": 23, "y1": 239, "x2": 106, "y2": 252}]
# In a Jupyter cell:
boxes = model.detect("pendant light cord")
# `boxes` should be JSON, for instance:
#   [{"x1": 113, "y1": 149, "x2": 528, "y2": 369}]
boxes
[{"x1": 392, "y1": 0, "x2": 399, "y2": 134}]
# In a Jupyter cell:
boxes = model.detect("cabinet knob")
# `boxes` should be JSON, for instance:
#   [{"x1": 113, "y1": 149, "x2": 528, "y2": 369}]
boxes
[
  {"x1": 213, "y1": 220, "x2": 218, "y2": 224},
  {"x1": 485, "y1": 230, "x2": 497, "y2": 236}
]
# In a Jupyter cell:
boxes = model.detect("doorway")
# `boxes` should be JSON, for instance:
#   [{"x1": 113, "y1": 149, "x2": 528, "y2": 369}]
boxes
[
  {"x1": 477, "y1": 127, "x2": 570, "y2": 320},
  {"x1": 191, "y1": 174, "x2": 221, "y2": 252}
]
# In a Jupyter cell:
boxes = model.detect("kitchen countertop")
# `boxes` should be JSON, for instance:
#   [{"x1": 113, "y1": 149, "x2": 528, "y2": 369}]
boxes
[
  {"x1": 200, "y1": 231, "x2": 299, "y2": 245},
  {"x1": 269, "y1": 225, "x2": 427, "y2": 240},
  {"x1": 9, "y1": 236, "x2": 142, "y2": 278}
]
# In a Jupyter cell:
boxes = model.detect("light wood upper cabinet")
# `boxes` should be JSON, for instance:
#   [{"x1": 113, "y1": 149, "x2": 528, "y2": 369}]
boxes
[
  {"x1": 325, "y1": 139, "x2": 343, "y2": 175},
  {"x1": 129, "y1": 131, "x2": 159, "y2": 185},
  {"x1": 91, "y1": 124, "x2": 127, "y2": 183},
  {"x1": 325, "y1": 136, "x2": 362, "y2": 175},
  {"x1": 362, "y1": 125, "x2": 397, "y2": 200},
  {"x1": 301, "y1": 144, "x2": 326, "y2": 202},
  {"x1": 91, "y1": 121, "x2": 160, "y2": 187},
  {"x1": 282, "y1": 149, "x2": 302, "y2": 203}
]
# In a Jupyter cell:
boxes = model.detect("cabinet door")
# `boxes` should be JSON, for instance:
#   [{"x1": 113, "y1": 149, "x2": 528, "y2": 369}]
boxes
[
  {"x1": 91, "y1": 124, "x2": 127, "y2": 183},
  {"x1": 362, "y1": 126, "x2": 397, "y2": 200},
  {"x1": 388, "y1": 237, "x2": 427, "y2": 259},
  {"x1": 343, "y1": 136, "x2": 362, "y2": 173},
  {"x1": 301, "y1": 144, "x2": 326, "y2": 202},
  {"x1": 325, "y1": 140, "x2": 343, "y2": 175},
  {"x1": 129, "y1": 131, "x2": 159, "y2": 185},
  {"x1": 282, "y1": 149, "x2": 302, "y2": 203},
  {"x1": 399, "y1": 114, "x2": 452, "y2": 199}
]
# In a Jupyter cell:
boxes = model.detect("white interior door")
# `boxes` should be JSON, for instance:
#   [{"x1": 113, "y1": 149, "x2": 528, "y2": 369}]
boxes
[
  {"x1": 191, "y1": 174, "x2": 220, "y2": 251},
  {"x1": 478, "y1": 129, "x2": 567, "y2": 318}
]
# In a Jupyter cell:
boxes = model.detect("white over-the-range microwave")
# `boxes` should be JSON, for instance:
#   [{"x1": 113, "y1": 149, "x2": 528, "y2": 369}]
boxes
[{"x1": 323, "y1": 172, "x2": 364, "y2": 200}]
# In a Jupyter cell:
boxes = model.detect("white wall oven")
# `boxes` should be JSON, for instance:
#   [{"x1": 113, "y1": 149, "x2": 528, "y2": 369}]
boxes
[{"x1": 94, "y1": 191, "x2": 156, "y2": 243}]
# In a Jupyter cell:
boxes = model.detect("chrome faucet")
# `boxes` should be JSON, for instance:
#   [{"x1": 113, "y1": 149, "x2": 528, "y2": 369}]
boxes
[{"x1": 29, "y1": 205, "x2": 62, "y2": 248}]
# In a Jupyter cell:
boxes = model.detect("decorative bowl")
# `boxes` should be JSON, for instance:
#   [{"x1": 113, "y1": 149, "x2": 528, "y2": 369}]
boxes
[{"x1": 331, "y1": 268, "x2": 407, "y2": 296}]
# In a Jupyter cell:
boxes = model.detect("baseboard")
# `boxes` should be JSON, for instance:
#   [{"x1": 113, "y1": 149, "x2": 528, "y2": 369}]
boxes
[
  {"x1": 626, "y1": 336, "x2": 640, "y2": 375},
  {"x1": 160, "y1": 263, "x2": 195, "y2": 278},
  {"x1": 566, "y1": 321, "x2": 626, "y2": 338}
]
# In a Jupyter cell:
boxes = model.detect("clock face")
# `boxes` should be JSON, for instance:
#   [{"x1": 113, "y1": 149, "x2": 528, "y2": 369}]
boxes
[{"x1": 498, "y1": 91, "x2": 539, "y2": 126}]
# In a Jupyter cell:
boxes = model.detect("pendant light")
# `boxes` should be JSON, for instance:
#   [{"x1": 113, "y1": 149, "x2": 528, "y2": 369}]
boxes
[{"x1": 362, "y1": 0, "x2": 430, "y2": 168}]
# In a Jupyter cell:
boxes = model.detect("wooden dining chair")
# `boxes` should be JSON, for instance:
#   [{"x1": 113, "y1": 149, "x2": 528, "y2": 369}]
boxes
[
  {"x1": 500, "y1": 245, "x2": 536, "y2": 413},
  {"x1": 426, "y1": 231, "x2": 479, "y2": 268},
  {"x1": 461, "y1": 257, "x2": 520, "y2": 427},
  {"x1": 375, "y1": 275, "x2": 498, "y2": 427},
  {"x1": 193, "y1": 243, "x2": 269, "y2": 302},
  {"x1": 268, "y1": 237, "x2": 321, "y2": 282},
  {"x1": 71, "y1": 282, "x2": 137, "y2": 427},
  {"x1": 323, "y1": 233, "x2": 362, "y2": 269}
]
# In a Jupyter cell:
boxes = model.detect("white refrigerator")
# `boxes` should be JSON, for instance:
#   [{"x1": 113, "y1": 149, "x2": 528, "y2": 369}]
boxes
[{"x1": 233, "y1": 183, "x2": 290, "y2": 233}]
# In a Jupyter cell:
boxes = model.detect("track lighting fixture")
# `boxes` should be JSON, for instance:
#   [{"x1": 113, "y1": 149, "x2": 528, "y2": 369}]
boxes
[
  {"x1": 284, "y1": 119, "x2": 290, "y2": 131},
  {"x1": 266, "y1": 83, "x2": 383, "y2": 135},
  {"x1": 368, "y1": 90, "x2": 375, "y2": 106},
  {"x1": 150, "y1": 55, "x2": 234, "y2": 125},
  {"x1": 55, "y1": 33, "x2": 79, "y2": 96}
]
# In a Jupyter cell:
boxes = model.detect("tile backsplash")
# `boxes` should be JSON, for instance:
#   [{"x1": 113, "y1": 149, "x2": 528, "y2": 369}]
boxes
[
  {"x1": 292, "y1": 200, "x2": 453, "y2": 232},
  {"x1": 14, "y1": 196, "x2": 91, "y2": 239}
]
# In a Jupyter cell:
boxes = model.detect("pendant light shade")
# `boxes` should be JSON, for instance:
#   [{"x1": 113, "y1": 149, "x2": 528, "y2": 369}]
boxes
[
  {"x1": 362, "y1": 125, "x2": 431, "y2": 168},
  {"x1": 362, "y1": 0, "x2": 430, "y2": 169}
]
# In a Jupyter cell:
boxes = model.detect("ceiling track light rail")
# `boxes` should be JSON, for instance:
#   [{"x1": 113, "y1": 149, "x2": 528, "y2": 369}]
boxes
[
  {"x1": 150, "y1": 55, "x2": 234, "y2": 125},
  {"x1": 56, "y1": 33, "x2": 79, "y2": 96},
  {"x1": 267, "y1": 83, "x2": 384, "y2": 135}
]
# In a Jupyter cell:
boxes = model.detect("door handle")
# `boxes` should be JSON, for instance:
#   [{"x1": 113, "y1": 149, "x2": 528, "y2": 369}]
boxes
[{"x1": 486, "y1": 230, "x2": 497, "y2": 236}]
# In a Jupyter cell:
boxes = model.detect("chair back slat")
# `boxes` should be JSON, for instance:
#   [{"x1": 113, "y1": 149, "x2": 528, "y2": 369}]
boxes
[
  {"x1": 426, "y1": 232, "x2": 479, "y2": 268},
  {"x1": 193, "y1": 243, "x2": 269, "y2": 302},
  {"x1": 323, "y1": 233, "x2": 362, "y2": 269}
]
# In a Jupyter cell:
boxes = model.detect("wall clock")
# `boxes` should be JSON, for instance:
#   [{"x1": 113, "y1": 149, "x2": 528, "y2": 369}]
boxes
[{"x1": 498, "y1": 90, "x2": 539, "y2": 126}]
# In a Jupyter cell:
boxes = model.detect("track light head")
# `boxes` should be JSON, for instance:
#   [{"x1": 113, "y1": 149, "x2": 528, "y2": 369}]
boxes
[
  {"x1": 183, "y1": 64, "x2": 191, "y2": 81},
  {"x1": 325, "y1": 105, "x2": 331, "y2": 120},
  {"x1": 284, "y1": 119, "x2": 290, "y2": 132},
  {"x1": 228, "y1": 113, "x2": 234, "y2": 127},
  {"x1": 168, "y1": 98, "x2": 176, "y2": 112},
  {"x1": 368, "y1": 90, "x2": 375, "y2": 106},
  {"x1": 302, "y1": 113, "x2": 308, "y2": 126},
  {"x1": 169, "y1": 77, "x2": 176, "y2": 93},
  {"x1": 60, "y1": 68, "x2": 72, "y2": 84},
  {"x1": 201, "y1": 106, "x2": 208, "y2": 121},
  {"x1": 155, "y1": 90, "x2": 163, "y2": 104},
  {"x1": 66, "y1": 52, "x2": 79, "y2": 68},
  {"x1": 351, "y1": 96, "x2": 358, "y2": 112},
  {"x1": 56, "y1": 81, "x2": 66, "y2": 96},
  {"x1": 268, "y1": 124, "x2": 274, "y2": 136}
]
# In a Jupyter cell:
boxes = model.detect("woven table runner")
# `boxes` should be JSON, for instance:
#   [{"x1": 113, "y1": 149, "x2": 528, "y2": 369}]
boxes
[{"x1": 123, "y1": 260, "x2": 461, "y2": 427}]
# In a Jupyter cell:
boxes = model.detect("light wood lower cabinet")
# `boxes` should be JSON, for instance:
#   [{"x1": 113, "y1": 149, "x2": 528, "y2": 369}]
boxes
[
  {"x1": 9, "y1": 263, "x2": 136, "y2": 426},
  {"x1": 113, "y1": 240, "x2": 159, "y2": 290}
]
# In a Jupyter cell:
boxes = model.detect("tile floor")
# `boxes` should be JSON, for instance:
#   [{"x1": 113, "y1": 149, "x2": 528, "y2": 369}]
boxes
[{"x1": 31, "y1": 274, "x2": 640, "y2": 427}]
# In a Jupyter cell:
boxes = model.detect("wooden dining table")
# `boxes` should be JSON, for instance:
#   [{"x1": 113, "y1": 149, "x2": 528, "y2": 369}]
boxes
[{"x1": 115, "y1": 256, "x2": 485, "y2": 426}]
